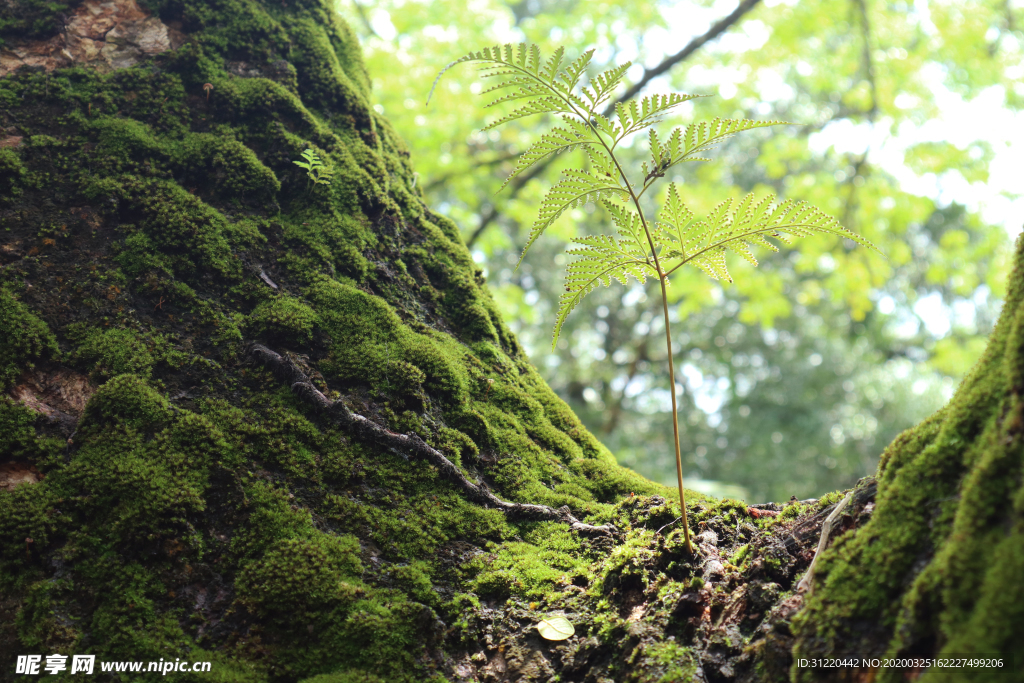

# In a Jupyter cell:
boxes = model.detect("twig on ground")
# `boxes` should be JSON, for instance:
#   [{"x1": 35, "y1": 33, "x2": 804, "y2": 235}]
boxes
[{"x1": 796, "y1": 491, "x2": 854, "y2": 594}]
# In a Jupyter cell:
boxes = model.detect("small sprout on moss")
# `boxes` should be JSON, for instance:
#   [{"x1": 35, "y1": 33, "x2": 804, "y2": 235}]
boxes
[
  {"x1": 729, "y1": 543, "x2": 751, "y2": 566},
  {"x1": 203, "y1": 83, "x2": 213, "y2": 101},
  {"x1": 536, "y1": 615, "x2": 574, "y2": 641},
  {"x1": 292, "y1": 148, "x2": 333, "y2": 194}
]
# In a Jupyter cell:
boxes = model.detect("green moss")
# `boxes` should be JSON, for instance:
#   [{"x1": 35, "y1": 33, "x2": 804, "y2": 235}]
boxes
[
  {"x1": 0, "y1": 287, "x2": 58, "y2": 388},
  {"x1": 792, "y1": 232, "x2": 1024, "y2": 680},
  {"x1": 299, "y1": 672, "x2": 385, "y2": 683},
  {"x1": 390, "y1": 560, "x2": 440, "y2": 607},
  {"x1": 245, "y1": 295, "x2": 319, "y2": 345},
  {"x1": 637, "y1": 639, "x2": 697, "y2": 683},
  {"x1": 170, "y1": 130, "x2": 281, "y2": 200},
  {"x1": 469, "y1": 522, "x2": 589, "y2": 599},
  {"x1": 78, "y1": 374, "x2": 173, "y2": 435},
  {"x1": 730, "y1": 543, "x2": 752, "y2": 566},
  {"x1": 0, "y1": 478, "x2": 57, "y2": 577},
  {"x1": 0, "y1": 397, "x2": 61, "y2": 462},
  {"x1": 236, "y1": 536, "x2": 363, "y2": 622},
  {"x1": 0, "y1": 146, "x2": 27, "y2": 200},
  {"x1": 0, "y1": 0, "x2": 77, "y2": 44},
  {"x1": 0, "y1": 2, "x2": 684, "y2": 679},
  {"x1": 71, "y1": 327, "x2": 157, "y2": 379}
]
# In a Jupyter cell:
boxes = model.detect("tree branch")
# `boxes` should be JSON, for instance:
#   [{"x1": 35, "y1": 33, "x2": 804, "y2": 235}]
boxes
[
  {"x1": 853, "y1": 0, "x2": 879, "y2": 121},
  {"x1": 248, "y1": 343, "x2": 617, "y2": 536},
  {"x1": 423, "y1": 149, "x2": 522, "y2": 194},
  {"x1": 610, "y1": 0, "x2": 763, "y2": 108},
  {"x1": 349, "y1": 0, "x2": 380, "y2": 39}
]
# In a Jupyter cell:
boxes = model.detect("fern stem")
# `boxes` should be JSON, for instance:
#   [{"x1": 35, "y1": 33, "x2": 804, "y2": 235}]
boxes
[
  {"x1": 589, "y1": 122, "x2": 696, "y2": 556},
  {"x1": 657, "y1": 275, "x2": 693, "y2": 555}
]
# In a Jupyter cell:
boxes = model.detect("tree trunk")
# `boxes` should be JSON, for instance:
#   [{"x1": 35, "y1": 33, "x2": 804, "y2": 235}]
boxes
[{"x1": 0, "y1": 2, "x2": 1018, "y2": 682}]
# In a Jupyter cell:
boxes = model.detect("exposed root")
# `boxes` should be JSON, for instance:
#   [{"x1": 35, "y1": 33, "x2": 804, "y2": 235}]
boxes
[{"x1": 248, "y1": 343, "x2": 617, "y2": 536}]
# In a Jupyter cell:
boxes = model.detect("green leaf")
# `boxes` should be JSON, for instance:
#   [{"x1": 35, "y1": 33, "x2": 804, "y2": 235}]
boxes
[
  {"x1": 481, "y1": 97, "x2": 570, "y2": 131},
  {"x1": 555, "y1": 245, "x2": 650, "y2": 348},
  {"x1": 539, "y1": 46, "x2": 566, "y2": 82},
  {"x1": 661, "y1": 192, "x2": 885, "y2": 284},
  {"x1": 553, "y1": 202, "x2": 657, "y2": 345},
  {"x1": 603, "y1": 200, "x2": 650, "y2": 257},
  {"x1": 499, "y1": 126, "x2": 594, "y2": 191},
  {"x1": 614, "y1": 93, "x2": 706, "y2": 139},
  {"x1": 517, "y1": 169, "x2": 628, "y2": 268},
  {"x1": 558, "y1": 49, "x2": 595, "y2": 92},
  {"x1": 675, "y1": 118, "x2": 788, "y2": 161},
  {"x1": 654, "y1": 183, "x2": 696, "y2": 256},
  {"x1": 293, "y1": 149, "x2": 332, "y2": 187},
  {"x1": 585, "y1": 146, "x2": 619, "y2": 182},
  {"x1": 536, "y1": 616, "x2": 575, "y2": 640},
  {"x1": 582, "y1": 62, "x2": 631, "y2": 110}
]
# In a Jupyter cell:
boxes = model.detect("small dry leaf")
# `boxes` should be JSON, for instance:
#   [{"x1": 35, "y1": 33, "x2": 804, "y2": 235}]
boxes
[{"x1": 536, "y1": 616, "x2": 574, "y2": 641}]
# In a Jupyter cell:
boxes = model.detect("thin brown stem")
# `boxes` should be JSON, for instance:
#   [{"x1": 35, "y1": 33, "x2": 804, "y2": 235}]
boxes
[
  {"x1": 585, "y1": 110, "x2": 695, "y2": 555},
  {"x1": 658, "y1": 275, "x2": 692, "y2": 554}
]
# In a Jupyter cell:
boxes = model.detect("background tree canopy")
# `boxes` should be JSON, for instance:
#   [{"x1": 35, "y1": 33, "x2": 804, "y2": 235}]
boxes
[{"x1": 338, "y1": 0, "x2": 1023, "y2": 502}]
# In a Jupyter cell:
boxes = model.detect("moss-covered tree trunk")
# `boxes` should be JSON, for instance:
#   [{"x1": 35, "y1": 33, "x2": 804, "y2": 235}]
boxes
[{"x1": 0, "y1": 2, "x2": 1019, "y2": 682}]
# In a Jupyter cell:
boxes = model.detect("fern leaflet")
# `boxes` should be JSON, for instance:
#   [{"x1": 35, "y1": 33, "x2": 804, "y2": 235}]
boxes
[
  {"x1": 499, "y1": 126, "x2": 594, "y2": 191},
  {"x1": 659, "y1": 192, "x2": 883, "y2": 283},
  {"x1": 614, "y1": 93, "x2": 706, "y2": 140},
  {"x1": 555, "y1": 245, "x2": 650, "y2": 348},
  {"x1": 676, "y1": 118, "x2": 787, "y2": 160},
  {"x1": 517, "y1": 169, "x2": 629, "y2": 268},
  {"x1": 582, "y1": 62, "x2": 631, "y2": 111}
]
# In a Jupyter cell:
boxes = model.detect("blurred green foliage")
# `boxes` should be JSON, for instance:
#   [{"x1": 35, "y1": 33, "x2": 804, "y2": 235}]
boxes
[{"x1": 335, "y1": 0, "x2": 1021, "y2": 502}]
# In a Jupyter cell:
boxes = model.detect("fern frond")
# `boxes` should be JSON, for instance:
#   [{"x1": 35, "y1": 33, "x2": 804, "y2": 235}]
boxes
[
  {"x1": 540, "y1": 46, "x2": 566, "y2": 82},
  {"x1": 481, "y1": 81, "x2": 553, "y2": 108},
  {"x1": 614, "y1": 93, "x2": 705, "y2": 139},
  {"x1": 480, "y1": 98, "x2": 569, "y2": 130},
  {"x1": 293, "y1": 149, "x2": 332, "y2": 187},
  {"x1": 582, "y1": 62, "x2": 631, "y2": 110},
  {"x1": 570, "y1": 234, "x2": 650, "y2": 266},
  {"x1": 499, "y1": 127, "x2": 594, "y2": 192},
  {"x1": 558, "y1": 49, "x2": 596, "y2": 92},
  {"x1": 660, "y1": 192, "x2": 884, "y2": 283},
  {"x1": 654, "y1": 183, "x2": 695, "y2": 256},
  {"x1": 585, "y1": 146, "x2": 619, "y2": 182},
  {"x1": 673, "y1": 118, "x2": 788, "y2": 161},
  {"x1": 590, "y1": 113, "x2": 622, "y2": 140},
  {"x1": 602, "y1": 200, "x2": 650, "y2": 259},
  {"x1": 428, "y1": 43, "x2": 604, "y2": 130},
  {"x1": 554, "y1": 248, "x2": 651, "y2": 347},
  {"x1": 517, "y1": 169, "x2": 629, "y2": 268}
]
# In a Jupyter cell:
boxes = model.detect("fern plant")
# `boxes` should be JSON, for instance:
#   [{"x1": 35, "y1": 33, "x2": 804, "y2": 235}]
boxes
[
  {"x1": 292, "y1": 148, "x2": 333, "y2": 193},
  {"x1": 430, "y1": 44, "x2": 882, "y2": 555}
]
